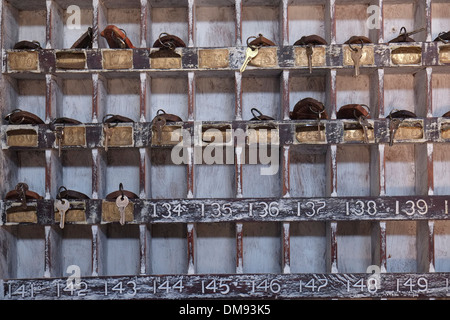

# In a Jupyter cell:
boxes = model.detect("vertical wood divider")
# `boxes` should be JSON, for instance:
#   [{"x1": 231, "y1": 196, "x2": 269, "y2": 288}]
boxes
[
  {"x1": 140, "y1": 0, "x2": 151, "y2": 48},
  {"x1": 139, "y1": 224, "x2": 151, "y2": 275},
  {"x1": 91, "y1": 225, "x2": 105, "y2": 276},
  {"x1": 44, "y1": 226, "x2": 61, "y2": 278},
  {"x1": 280, "y1": 0, "x2": 289, "y2": 46},
  {"x1": 325, "y1": 0, "x2": 336, "y2": 45},
  {"x1": 188, "y1": 0, "x2": 195, "y2": 47},
  {"x1": 93, "y1": 0, "x2": 107, "y2": 49},
  {"x1": 235, "y1": 0, "x2": 242, "y2": 46},
  {"x1": 187, "y1": 70, "x2": 196, "y2": 274},
  {"x1": 281, "y1": 70, "x2": 289, "y2": 120}
]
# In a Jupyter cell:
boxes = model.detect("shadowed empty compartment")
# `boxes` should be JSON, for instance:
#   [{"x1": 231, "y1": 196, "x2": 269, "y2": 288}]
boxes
[
  {"x1": 386, "y1": 221, "x2": 417, "y2": 273},
  {"x1": 196, "y1": 223, "x2": 236, "y2": 274}
]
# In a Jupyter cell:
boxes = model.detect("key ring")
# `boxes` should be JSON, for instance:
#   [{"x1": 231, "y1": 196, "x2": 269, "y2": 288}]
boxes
[
  {"x1": 251, "y1": 108, "x2": 264, "y2": 120},
  {"x1": 5, "y1": 109, "x2": 25, "y2": 124},
  {"x1": 437, "y1": 32, "x2": 449, "y2": 44},
  {"x1": 348, "y1": 39, "x2": 364, "y2": 52},
  {"x1": 353, "y1": 104, "x2": 370, "y2": 119},
  {"x1": 308, "y1": 104, "x2": 325, "y2": 119},
  {"x1": 57, "y1": 186, "x2": 68, "y2": 200},
  {"x1": 156, "y1": 109, "x2": 167, "y2": 116},
  {"x1": 158, "y1": 33, "x2": 175, "y2": 50},
  {"x1": 246, "y1": 35, "x2": 262, "y2": 51},
  {"x1": 119, "y1": 183, "x2": 125, "y2": 201},
  {"x1": 103, "y1": 114, "x2": 119, "y2": 127}
]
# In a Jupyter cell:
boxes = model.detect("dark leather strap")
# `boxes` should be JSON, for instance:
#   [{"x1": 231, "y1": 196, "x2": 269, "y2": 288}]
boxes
[
  {"x1": 389, "y1": 34, "x2": 415, "y2": 43},
  {"x1": 103, "y1": 114, "x2": 134, "y2": 124},
  {"x1": 53, "y1": 117, "x2": 82, "y2": 125},
  {"x1": 5, "y1": 109, "x2": 44, "y2": 125},
  {"x1": 71, "y1": 27, "x2": 93, "y2": 49},
  {"x1": 105, "y1": 190, "x2": 139, "y2": 200},
  {"x1": 387, "y1": 110, "x2": 417, "y2": 119},
  {"x1": 13, "y1": 40, "x2": 42, "y2": 50},
  {"x1": 434, "y1": 31, "x2": 450, "y2": 42},
  {"x1": 443, "y1": 111, "x2": 450, "y2": 118},
  {"x1": 290, "y1": 98, "x2": 328, "y2": 120},
  {"x1": 344, "y1": 36, "x2": 372, "y2": 44},
  {"x1": 249, "y1": 34, "x2": 276, "y2": 47},
  {"x1": 152, "y1": 34, "x2": 186, "y2": 48},
  {"x1": 57, "y1": 188, "x2": 90, "y2": 200},
  {"x1": 294, "y1": 35, "x2": 327, "y2": 46},
  {"x1": 101, "y1": 25, "x2": 135, "y2": 49},
  {"x1": 5, "y1": 183, "x2": 42, "y2": 201},
  {"x1": 337, "y1": 104, "x2": 370, "y2": 119},
  {"x1": 152, "y1": 110, "x2": 182, "y2": 123}
]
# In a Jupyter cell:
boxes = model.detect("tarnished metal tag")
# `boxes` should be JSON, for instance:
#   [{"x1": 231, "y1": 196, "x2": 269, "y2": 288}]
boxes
[
  {"x1": 6, "y1": 128, "x2": 38, "y2": 147},
  {"x1": 102, "y1": 201, "x2": 134, "y2": 223},
  {"x1": 54, "y1": 201, "x2": 86, "y2": 224},
  {"x1": 198, "y1": 49, "x2": 229, "y2": 69},
  {"x1": 391, "y1": 47, "x2": 422, "y2": 65},
  {"x1": 61, "y1": 126, "x2": 86, "y2": 147},
  {"x1": 56, "y1": 51, "x2": 86, "y2": 69},
  {"x1": 249, "y1": 47, "x2": 278, "y2": 68},
  {"x1": 247, "y1": 125, "x2": 279, "y2": 145},
  {"x1": 441, "y1": 121, "x2": 450, "y2": 139},
  {"x1": 102, "y1": 50, "x2": 133, "y2": 69},
  {"x1": 105, "y1": 126, "x2": 134, "y2": 148},
  {"x1": 202, "y1": 125, "x2": 232, "y2": 145},
  {"x1": 6, "y1": 204, "x2": 37, "y2": 223},
  {"x1": 152, "y1": 125, "x2": 183, "y2": 146},
  {"x1": 294, "y1": 47, "x2": 326, "y2": 67},
  {"x1": 439, "y1": 45, "x2": 450, "y2": 64},
  {"x1": 295, "y1": 125, "x2": 326, "y2": 144},
  {"x1": 149, "y1": 48, "x2": 182, "y2": 69},
  {"x1": 343, "y1": 126, "x2": 375, "y2": 142},
  {"x1": 343, "y1": 46, "x2": 374, "y2": 66},
  {"x1": 394, "y1": 120, "x2": 424, "y2": 141},
  {"x1": 8, "y1": 51, "x2": 39, "y2": 71}
]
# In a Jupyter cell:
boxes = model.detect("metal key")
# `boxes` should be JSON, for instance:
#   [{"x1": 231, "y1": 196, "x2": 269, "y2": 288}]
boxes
[
  {"x1": 240, "y1": 47, "x2": 259, "y2": 73},
  {"x1": 56, "y1": 199, "x2": 70, "y2": 229},
  {"x1": 358, "y1": 115, "x2": 372, "y2": 143},
  {"x1": 153, "y1": 116, "x2": 166, "y2": 144},
  {"x1": 55, "y1": 127, "x2": 64, "y2": 157},
  {"x1": 389, "y1": 118, "x2": 401, "y2": 146},
  {"x1": 116, "y1": 195, "x2": 129, "y2": 225},
  {"x1": 103, "y1": 125, "x2": 113, "y2": 152},
  {"x1": 351, "y1": 46, "x2": 362, "y2": 77},
  {"x1": 306, "y1": 45, "x2": 313, "y2": 74}
]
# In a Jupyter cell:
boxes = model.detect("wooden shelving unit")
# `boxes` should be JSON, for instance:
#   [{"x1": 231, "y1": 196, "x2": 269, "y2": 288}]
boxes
[{"x1": 1, "y1": 0, "x2": 450, "y2": 300}]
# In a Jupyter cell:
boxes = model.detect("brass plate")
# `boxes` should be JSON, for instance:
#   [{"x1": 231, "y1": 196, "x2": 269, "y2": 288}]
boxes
[
  {"x1": 295, "y1": 126, "x2": 326, "y2": 143},
  {"x1": 202, "y1": 125, "x2": 232, "y2": 145},
  {"x1": 249, "y1": 47, "x2": 278, "y2": 68},
  {"x1": 198, "y1": 49, "x2": 229, "y2": 69},
  {"x1": 152, "y1": 125, "x2": 183, "y2": 146},
  {"x1": 344, "y1": 128, "x2": 375, "y2": 142},
  {"x1": 55, "y1": 210, "x2": 86, "y2": 223},
  {"x1": 56, "y1": 51, "x2": 86, "y2": 69},
  {"x1": 61, "y1": 126, "x2": 86, "y2": 147},
  {"x1": 439, "y1": 46, "x2": 450, "y2": 64},
  {"x1": 102, "y1": 201, "x2": 134, "y2": 223},
  {"x1": 102, "y1": 50, "x2": 133, "y2": 69},
  {"x1": 343, "y1": 46, "x2": 374, "y2": 66},
  {"x1": 8, "y1": 51, "x2": 39, "y2": 71},
  {"x1": 394, "y1": 122, "x2": 423, "y2": 141},
  {"x1": 247, "y1": 126, "x2": 279, "y2": 145},
  {"x1": 441, "y1": 126, "x2": 450, "y2": 140},
  {"x1": 6, "y1": 205, "x2": 37, "y2": 223},
  {"x1": 294, "y1": 47, "x2": 326, "y2": 67},
  {"x1": 105, "y1": 126, "x2": 134, "y2": 147},
  {"x1": 6, "y1": 129, "x2": 38, "y2": 147},
  {"x1": 391, "y1": 47, "x2": 422, "y2": 65}
]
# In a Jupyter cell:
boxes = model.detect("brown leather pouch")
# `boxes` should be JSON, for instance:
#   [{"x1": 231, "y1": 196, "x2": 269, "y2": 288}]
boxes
[
  {"x1": 344, "y1": 36, "x2": 372, "y2": 45},
  {"x1": 71, "y1": 27, "x2": 93, "y2": 49},
  {"x1": 337, "y1": 104, "x2": 370, "y2": 119},
  {"x1": 4, "y1": 109, "x2": 45, "y2": 125},
  {"x1": 294, "y1": 35, "x2": 327, "y2": 46},
  {"x1": 13, "y1": 41, "x2": 42, "y2": 50},
  {"x1": 152, "y1": 33, "x2": 186, "y2": 48},
  {"x1": 101, "y1": 25, "x2": 135, "y2": 49},
  {"x1": 435, "y1": 31, "x2": 450, "y2": 42},
  {"x1": 249, "y1": 34, "x2": 276, "y2": 47},
  {"x1": 290, "y1": 98, "x2": 328, "y2": 120},
  {"x1": 103, "y1": 114, "x2": 134, "y2": 124},
  {"x1": 57, "y1": 186, "x2": 90, "y2": 200},
  {"x1": 5, "y1": 183, "x2": 42, "y2": 201},
  {"x1": 386, "y1": 110, "x2": 417, "y2": 119}
]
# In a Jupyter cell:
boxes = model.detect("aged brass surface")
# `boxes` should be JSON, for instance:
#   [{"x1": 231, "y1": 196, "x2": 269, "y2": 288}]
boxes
[
  {"x1": 295, "y1": 126, "x2": 326, "y2": 143},
  {"x1": 8, "y1": 51, "x2": 39, "y2": 71},
  {"x1": 343, "y1": 46, "x2": 374, "y2": 66},
  {"x1": 248, "y1": 47, "x2": 277, "y2": 68},
  {"x1": 56, "y1": 51, "x2": 86, "y2": 69},
  {"x1": 61, "y1": 126, "x2": 86, "y2": 147},
  {"x1": 152, "y1": 125, "x2": 183, "y2": 146},
  {"x1": 198, "y1": 49, "x2": 229, "y2": 69},
  {"x1": 394, "y1": 121, "x2": 424, "y2": 140},
  {"x1": 102, "y1": 201, "x2": 134, "y2": 223},
  {"x1": 6, "y1": 204, "x2": 37, "y2": 223},
  {"x1": 102, "y1": 50, "x2": 133, "y2": 69},
  {"x1": 105, "y1": 126, "x2": 134, "y2": 147},
  {"x1": 439, "y1": 45, "x2": 450, "y2": 64},
  {"x1": 294, "y1": 47, "x2": 326, "y2": 67},
  {"x1": 6, "y1": 129, "x2": 38, "y2": 147},
  {"x1": 247, "y1": 125, "x2": 279, "y2": 145},
  {"x1": 391, "y1": 47, "x2": 422, "y2": 65}
]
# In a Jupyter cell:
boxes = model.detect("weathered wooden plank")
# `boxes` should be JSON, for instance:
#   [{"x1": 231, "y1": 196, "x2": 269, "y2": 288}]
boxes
[{"x1": 3, "y1": 272, "x2": 450, "y2": 300}]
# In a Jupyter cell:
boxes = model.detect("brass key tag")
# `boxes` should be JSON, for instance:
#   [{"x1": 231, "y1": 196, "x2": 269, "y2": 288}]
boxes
[
  {"x1": 358, "y1": 115, "x2": 372, "y2": 143},
  {"x1": 240, "y1": 47, "x2": 259, "y2": 73},
  {"x1": 306, "y1": 45, "x2": 313, "y2": 74},
  {"x1": 389, "y1": 118, "x2": 401, "y2": 146},
  {"x1": 103, "y1": 125, "x2": 113, "y2": 152},
  {"x1": 56, "y1": 199, "x2": 70, "y2": 229}
]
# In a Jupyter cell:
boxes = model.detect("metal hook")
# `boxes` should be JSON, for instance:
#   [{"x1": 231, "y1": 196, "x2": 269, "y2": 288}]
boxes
[
  {"x1": 119, "y1": 183, "x2": 124, "y2": 200},
  {"x1": 438, "y1": 32, "x2": 450, "y2": 44},
  {"x1": 57, "y1": 186, "x2": 67, "y2": 199},
  {"x1": 251, "y1": 108, "x2": 264, "y2": 120},
  {"x1": 348, "y1": 39, "x2": 364, "y2": 52},
  {"x1": 16, "y1": 182, "x2": 29, "y2": 209},
  {"x1": 102, "y1": 114, "x2": 119, "y2": 127},
  {"x1": 156, "y1": 109, "x2": 167, "y2": 116},
  {"x1": 353, "y1": 104, "x2": 371, "y2": 119},
  {"x1": 158, "y1": 32, "x2": 175, "y2": 50},
  {"x1": 246, "y1": 35, "x2": 260, "y2": 50}
]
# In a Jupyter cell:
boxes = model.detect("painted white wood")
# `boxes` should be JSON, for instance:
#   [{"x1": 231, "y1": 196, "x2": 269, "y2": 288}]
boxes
[
  {"x1": 105, "y1": 149, "x2": 140, "y2": 197},
  {"x1": 60, "y1": 77, "x2": 93, "y2": 123},
  {"x1": 337, "y1": 221, "x2": 372, "y2": 273},
  {"x1": 196, "y1": 6, "x2": 235, "y2": 47},
  {"x1": 431, "y1": 72, "x2": 450, "y2": 117},
  {"x1": 434, "y1": 221, "x2": 450, "y2": 272},
  {"x1": 337, "y1": 146, "x2": 371, "y2": 197},
  {"x1": 195, "y1": 76, "x2": 235, "y2": 121},
  {"x1": 431, "y1": 2, "x2": 450, "y2": 40},
  {"x1": 242, "y1": 76, "x2": 280, "y2": 121},
  {"x1": 288, "y1": 4, "x2": 325, "y2": 43},
  {"x1": 242, "y1": 5, "x2": 280, "y2": 45},
  {"x1": 386, "y1": 221, "x2": 417, "y2": 272},
  {"x1": 335, "y1": 3, "x2": 371, "y2": 44}
]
